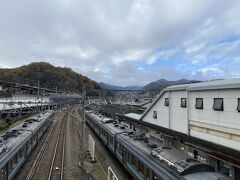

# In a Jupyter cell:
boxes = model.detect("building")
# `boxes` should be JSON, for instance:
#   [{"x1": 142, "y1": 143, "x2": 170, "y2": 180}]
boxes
[
  {"x1": 89, "y1": 79, "x2": 240, "y2": 179},
  {"x1": 140, "y1": 79, "x2": 240, "y2": 151}
]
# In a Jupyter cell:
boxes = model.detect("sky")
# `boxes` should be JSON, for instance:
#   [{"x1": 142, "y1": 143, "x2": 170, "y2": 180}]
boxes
[{"x1": 0, "y1": 0, "x2": 240, "y2": 86}]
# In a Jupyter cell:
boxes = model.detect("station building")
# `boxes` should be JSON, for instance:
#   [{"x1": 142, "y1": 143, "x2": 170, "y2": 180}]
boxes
[{"x1": 117, "y1": 79, "x2": 240, "y2": 179}]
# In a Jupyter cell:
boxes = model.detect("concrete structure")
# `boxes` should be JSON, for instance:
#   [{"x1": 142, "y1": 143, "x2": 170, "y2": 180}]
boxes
[
  {"x1": 0, "y1": 94, "x2": 81, "y2": 117},
  {"x1": 141, "y1": 79, "x2": 240, "y2": 152}
]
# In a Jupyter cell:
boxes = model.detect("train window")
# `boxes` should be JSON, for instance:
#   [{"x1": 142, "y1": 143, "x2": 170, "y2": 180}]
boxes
[
  {"x1": 116, "y1": 143, "x2": 119, "y2": 152},
  {"x1": 195, "y1": 98, "x2": 203, "y2": 109},
  {"x1": 27, "y1": 140, "x2": 31, "y2": 151},
  {"x1": 120, "y1": 145, "x2": 122, "y2": 154},
  {"x1": 12, "y1": 155, "x2": 17, "y2": 168},
  {"x1": 131, "y1": 155, "x2": 137, "y2": 169},
  {"x1": 128, "y1": 152, "x2": 131, "y2": 162},
  {"x1": 164, "y1": 98, "x2": 169, "y2": 106},
  {"x1": 181, "y1": 98, "x2": 187, "y2": 108},
  {"x1": 153, "y1": 111, "x2": 157, "y2": 119},
  {"x1": 138, "y1": 160, "x2": 145, "y2": 176},
  {"x1": 237, "y1": 98, "x2": 240, "y2": 112},
  {"x1": 8, "y1": 159, "x2": 14, "y2": 173},
  {"x1": 0, "y1": 165, "x2": 7, "y2": 180},
  {"x1": 217, "y1": 160, "x2": 229, "y2": 176},
  {"x1": 152, "y1": 172, "x2": 157, "y2": 180},
  {"x1": 17, "y1": 151, "x2": 21, "y2": 161},
  {"x1": 109, "y1": 136, "x2": 113, "y2": 145},
  {"x1": 21, "y1": 146, "x2": 26, "y2": 157},
  {"x1": 213, "y1": 98, "x2": 224, "y2": 111},
  {"x1": 111, "y1": 136, "x2": 114, "y2": 145},
  {"x1": 146, "y1": 168, "x2": 151, "y2": 180}
]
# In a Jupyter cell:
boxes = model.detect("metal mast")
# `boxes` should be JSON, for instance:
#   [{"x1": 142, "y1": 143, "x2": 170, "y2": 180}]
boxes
[{"x1": 80, "y1": 85, "x2": 86, "y2": 166}]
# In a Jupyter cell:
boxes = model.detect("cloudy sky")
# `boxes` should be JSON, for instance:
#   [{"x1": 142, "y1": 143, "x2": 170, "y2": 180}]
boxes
[{"x1": 0, "y1": 0, "x2": 240, "y2": 86}]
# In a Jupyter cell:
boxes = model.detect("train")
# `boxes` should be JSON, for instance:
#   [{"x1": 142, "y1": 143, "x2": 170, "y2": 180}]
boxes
[
  {"x1": 0, "y1": 110, "x2": 53, "y2": 180},
  {"x1": 86, "y1": 111, "x2": 232, "y2": 180}
]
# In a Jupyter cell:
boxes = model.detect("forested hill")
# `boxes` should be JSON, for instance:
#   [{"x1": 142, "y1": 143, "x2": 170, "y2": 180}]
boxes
[
  {"x1": 142, "y1": 79, "x2": 201, "y2": 94},
  {"x1": 0, "y1": 62, "x2": 100, "y2": 92}
]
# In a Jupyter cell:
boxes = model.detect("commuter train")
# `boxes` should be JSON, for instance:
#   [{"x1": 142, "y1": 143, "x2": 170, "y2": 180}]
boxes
[
  {"x1": 86, "y1": 111, "x2": 231, "y2": 180},
  {"x1": 0, "y1": 111, "x2": 53, "y2": 180}
]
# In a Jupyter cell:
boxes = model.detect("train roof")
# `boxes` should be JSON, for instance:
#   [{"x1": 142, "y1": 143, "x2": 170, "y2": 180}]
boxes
[
  {"x1": 184, "y1": 172, "x2": 232, "y2": 180},
  {"x1": 116, "y1": 128, "x2": 228, "y2": 180},
  {"x1": 87, "y1": 111, "x2": 229, "y2": 180},
  {"x1": 87, "y1": 111, "x2": 128, "y2": 134},
  {"x1": 0, "y1": 111, "x2": 53, "y2": 167},
  {"x1": 104, "y1": 122, "x2": 130, "y2": 135},
  {"x1": 117, "y1": 132, "x2": 183, "y2": 179},
  {"x1": 87, "y1": 112, "x2": 115, "y2": 124}
]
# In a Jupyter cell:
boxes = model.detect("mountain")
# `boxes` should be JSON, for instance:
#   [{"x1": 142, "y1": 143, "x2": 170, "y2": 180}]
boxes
[
  {"x1": 142, "y1": 79, "x2": 200, "y2": 93},
  {"x1": 98, "y1": 82, "x2": 142, "y2": 91},
  {"x1": 0, "y1": 62, "x2": 100, "y2": 93}
]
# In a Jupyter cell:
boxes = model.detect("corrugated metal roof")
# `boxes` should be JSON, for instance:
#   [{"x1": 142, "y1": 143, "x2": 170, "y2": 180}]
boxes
[
  {"x1": 188, "y1": 78, "x2": 240, "y2": 91},
  {"x1": 165, "y1": 84, "x2": 190, "y2": 91},
  {"x1": 165, "y1": 78, "x2": 240, "y2": 91}
]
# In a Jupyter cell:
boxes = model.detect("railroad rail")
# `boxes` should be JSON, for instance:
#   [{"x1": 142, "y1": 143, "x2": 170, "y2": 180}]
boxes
[
  {"x1": 25, "y1": 111, "x2": 68, "y2": 180},
  {"x1": 48, "y1": 112, "x2": 66, "y2": 180}
]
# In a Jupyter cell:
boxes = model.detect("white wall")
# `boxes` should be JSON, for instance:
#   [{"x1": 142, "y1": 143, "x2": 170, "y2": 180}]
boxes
[
  {"x1": 142, "y1": 88, "x2": 240, "y2": 151},
  {"x1": 142, "y1": 92, "x2": 170, "y2": 129},
  {"x1": 169, "y1": 90, "x2": 188, "y2": 134},
  {"x1": 189, "y1": 89, "x2": 240, "y2": 130},
  {"x1": 189, "y1": 89, "x2": 240, "y2": 151},
  {"x1": 142, "y1": 90, "x2": 188, "y2": 134}
]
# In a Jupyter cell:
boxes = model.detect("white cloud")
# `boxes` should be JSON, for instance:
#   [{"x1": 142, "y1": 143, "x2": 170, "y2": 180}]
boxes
[
  {"x1": 200, "y1": 67, "x2": 223, "y2": 76},
  {"x1": 0, "y1": 0, "x2": 240, "y2": 85}
]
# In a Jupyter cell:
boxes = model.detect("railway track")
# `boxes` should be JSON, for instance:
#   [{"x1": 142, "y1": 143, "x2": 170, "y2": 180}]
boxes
[
  {"x1": 48, "y1": 112, "x2": 66, "y2": 180},
  {"x1": 25, "y1": 111, "x2": 68, "y2": 180}
]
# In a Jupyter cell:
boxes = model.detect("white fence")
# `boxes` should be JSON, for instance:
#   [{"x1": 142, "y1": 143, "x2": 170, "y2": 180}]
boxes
[
  {"x1": 88, "y1": 135, "x2": 95, "y2": 162},
  {"x1": 108, "y1": 167, "x2": 118, "y2": 180}
]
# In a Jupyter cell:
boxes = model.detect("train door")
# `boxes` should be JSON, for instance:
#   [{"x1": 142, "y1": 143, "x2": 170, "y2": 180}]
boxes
[
  {"x1": 234, "y1": 166, "x2": 240, "y2": 180},
  {"x1": 217, "y1": 160, "x2": 230, "y2": 176},
  {"x1": 122, "y1": 146, "x2": 127, "y2": 164},
  {"x1": 106, "y1": 133, "x2": 109, "y2": 146},
  {"x1": 145, "y1": 167, "x2": 151, "y2": 180},
  {"x1": 27, "y1": 139, "x2": 31, "y2": 153}
]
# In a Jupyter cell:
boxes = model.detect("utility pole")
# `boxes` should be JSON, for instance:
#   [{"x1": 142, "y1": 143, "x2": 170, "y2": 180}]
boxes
[
  {"x1": 37, "y1": 80, "x2": 40, "y2": 113},
  {"x1": 37, "y1": 80, "x2": 40, "y2": 99},
  {"x1": 80, "y1": 85, "x2": 86, "y2": 166}
]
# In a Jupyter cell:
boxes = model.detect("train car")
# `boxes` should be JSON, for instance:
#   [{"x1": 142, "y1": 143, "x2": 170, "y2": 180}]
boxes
[
  {"x1": 86, "y1": 111, "x2": 125, "y2": 153},
  {"x1": 0, "y1": 111, "x2": 53, "y2": 180},
  {"x1": 86, "y1": 111, "x2": 231, "y2": 180}
]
